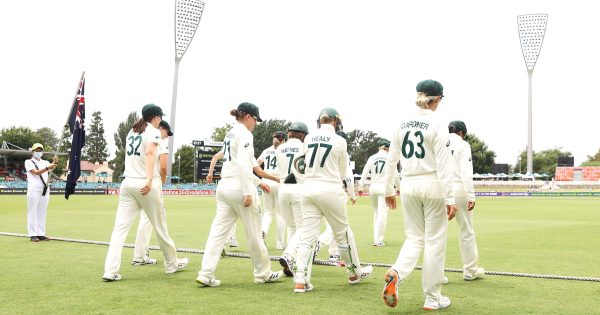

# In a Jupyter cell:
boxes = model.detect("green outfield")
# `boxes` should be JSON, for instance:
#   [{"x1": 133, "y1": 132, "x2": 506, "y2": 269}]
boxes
[{"x1": 1, "y1": 195, "x2": 599, "y2": 314}]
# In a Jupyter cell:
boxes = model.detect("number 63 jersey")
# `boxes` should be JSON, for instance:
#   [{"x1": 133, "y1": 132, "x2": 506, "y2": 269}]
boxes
[
  {"x1": 123, "y1": 123, "x2": 162, "y2": 179},
  {"x1": 384, "y1": 108, "x2": 457, "y2": 203}
]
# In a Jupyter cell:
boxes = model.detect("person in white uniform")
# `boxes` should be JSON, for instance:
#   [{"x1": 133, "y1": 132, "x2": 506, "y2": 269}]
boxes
[
  {"x1": 358, "y1": 139, "x2": 400, "y2": 247},
  {"x1": 275, "y1": 121, "x2": 309, "y2": 277},
  {"x1": 24, "y1": 143, "x2": 57, "y2": 242},
  {"x1": 257, "y1": 131, "x2": 287, "y2": 249},
  {"x1": 381, "y1": 80, "x2": 458, "y2": 310},
  {"x1": 445, "y1": 120, "x2": 484, "y2": 281},
  {"x1": 196, "y1": 102, "x2": 284, "y2": 287},
  {"x1": 131, "y1": 120, "x2": 174, "y2": 265},
  {"x1": 207, "y1": 149, "x2": 239, "y2": 248},
  {"x1": 293, "y1": 108, "x2": 373, "y2": 293},
  {"x1": 102, "y1": 104, "x2": 188, "y2": 281}
]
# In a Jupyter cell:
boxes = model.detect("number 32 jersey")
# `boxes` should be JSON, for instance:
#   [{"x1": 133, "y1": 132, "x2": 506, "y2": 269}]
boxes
[{"x1": 124, "y1": 123, "x2": 162, "y2": 179}]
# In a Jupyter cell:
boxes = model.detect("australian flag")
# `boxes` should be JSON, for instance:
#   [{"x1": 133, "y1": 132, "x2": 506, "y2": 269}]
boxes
[{"x1": 65, "y1": 76, "x2": 86, "y2": 199}]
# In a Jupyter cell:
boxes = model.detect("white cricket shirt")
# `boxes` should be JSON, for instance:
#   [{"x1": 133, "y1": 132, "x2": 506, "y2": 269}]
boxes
[
  {"x1": 25, "y1": 158, "x2": 51, "y2": 192},
  {"x1": 303, "y1": 124, "x2": 348, "y2": 184},
  {"x1": 123, "y1": 123, "x2": 161, "y2": 179},
  {"x1": 384, "y1": 108, "x2": 456, "y2": 205}
]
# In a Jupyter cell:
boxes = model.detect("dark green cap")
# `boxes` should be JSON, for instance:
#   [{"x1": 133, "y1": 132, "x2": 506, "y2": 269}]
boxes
[
  {"x1": 287, "y1": 121, "x2": 309, "y2": 134},
  {"x1": 377, "y1": 138, "x2": 390, "y2": 148},
  {"x1": 416, "y1": 79, "x2": 444, "y2": 97},
  {"x1": 159, "y1": 120, "x2": 173, "y2": 136},
  {"x1": 238, "y1": 102, "x2": 262, "y2": 122},
  {"x1": 318, "y1": 107, "x2": 341, "y2": 121},
  {"x1": 448, "y1": 120, "x2": 467, "y2": 135},
  {"x1": 142, "y1": 104, "x2": 165, "y2": 119},
  {"x1": 273, "y1": 131, "x2": 286, "y2": 139}
]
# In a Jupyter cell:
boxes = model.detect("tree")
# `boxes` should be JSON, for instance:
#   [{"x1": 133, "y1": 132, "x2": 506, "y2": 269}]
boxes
[
  {"x1": 35, "y1": 127, "x2": 59, "y2": 151},
  {"x1": 172, "y1": 145, "x2": 194, "y2": 183},
  {"x1": 84, "y1": 111, "x2": 109, "y2": 163},
  {"x1": 110, "y1": 112, "x2": 139, "y2": 182},
  {"x1": 0, "y1": 126, "x2": 43, "y2": 150},
  {"x1": 516, "y1": 148, "x2": 572, "y2": 175},
  {"x1": 210, "y1": 123, "x2": 233, "y2": 142},
  {"x1": 581, "y1": 148, "x2": 600, "y2": 166},
  {"x1": 346, "y1": 129, "x2": 383, "y2": 173},
  {"x1": 465, "y1": 133, "x2": 496, "y2": 174},
  {"x1": 252, "y1": 119, "x2": 291, "y2": 157}
]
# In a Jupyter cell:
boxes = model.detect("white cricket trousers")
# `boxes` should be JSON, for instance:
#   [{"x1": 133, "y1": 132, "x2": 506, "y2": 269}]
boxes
[
  {"x1": 27, "y1": 190, "x2": 49, "y2": 237},
  {"x1": 453, "y1": 191, "x2": 480, "y2": 275},
  {"x1": 133, "y1": 210, "x2": 153, "y2": 261},
  {"x1": 318, "y1": 222, "x2": 340, "y2": 256},
  {"x1": 278, "y1": 183, "x2": 303, "y2": 260},
  {"x1": 294, "y1": 181, "x2": 365, "y2": 285},
  {"x1": 198, "y1": 178, "x2": 272, "y2": 281},
  {"x1": 104, "y1": 178, "x2": 179, "y2": 275},
  {"x1": 369, "y1": 182, "x2": 388, "y2": 244},
  {"x1": 391, "y1": 177, "x2": 448, "y2": 304},
  {"x1": 260, "y1": 179, "x2": 285, "y2": 247}
]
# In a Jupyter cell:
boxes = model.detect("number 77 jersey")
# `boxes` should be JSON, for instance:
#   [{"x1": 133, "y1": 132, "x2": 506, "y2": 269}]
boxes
[
  {"x1": 123, "y1": 124, "x2": 162, "y2": 179},
  {"x1": 302, "y1": 124, "x2": 348, "y2": 184}
]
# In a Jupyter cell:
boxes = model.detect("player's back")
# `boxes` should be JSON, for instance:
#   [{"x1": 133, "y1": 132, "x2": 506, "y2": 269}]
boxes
[
  {"x1": 303, "y1": 125, "x2": 347, "y2": 184},
  {"x1": 123, "y1": 125, "x2": 161, "y2": 179},
  {"x1": 393, "y1": 108, "x2": 448, "y2": 178},
  {"x1": 276, "y1": 138, "x2": 304, "y2": 182}
]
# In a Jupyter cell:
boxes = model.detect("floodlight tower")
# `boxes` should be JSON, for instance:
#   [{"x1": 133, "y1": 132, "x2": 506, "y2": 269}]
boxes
[
  {"x1": 167, "y1": 0, "x2": 205, "y2": 183},
  {"x1": 518, "y1": 14, "x2": 548, "y2": 175}
]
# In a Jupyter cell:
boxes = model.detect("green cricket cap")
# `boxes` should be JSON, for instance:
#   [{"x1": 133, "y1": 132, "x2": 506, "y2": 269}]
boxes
[
  {"x1": 238, "y1": 102, "x2": 262, "y2": 122},
  {"x1": 416, "y1": 79, "x2": 444, "y2": 97}
]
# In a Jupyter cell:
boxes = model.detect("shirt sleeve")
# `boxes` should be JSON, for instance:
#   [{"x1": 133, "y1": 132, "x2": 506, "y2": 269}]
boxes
[
  {"x1": 146, "y1": 127, "x2": 161, "y2": 144},
  {"x1": 384, "y1": 129, "x2": 402, "y2": 196},
  {"x1": 159, "y1": 138, "x2": 169, "y2": 155},
  {"x1": 237, "y1": 131, "x2": 256, "y2": 196},
  {"x1": 460, "y1": 142, "x2": 476, "y2": 201},
  {"x1": 24, "y1": 159, "x2": 35, "y2": 172},
  {"x1": 359, "y1": 156, "x2": 373, "y2": 190},
  {"x1": 433, "y1": 123, "x2": 456, "y2": 205},
  {"x1": 338, "y1": 139, "x2": 349, "y2": 183}
]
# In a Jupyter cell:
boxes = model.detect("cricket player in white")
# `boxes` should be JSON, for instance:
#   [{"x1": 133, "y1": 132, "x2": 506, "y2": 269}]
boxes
[
  {"x1": 196, "y1": 102, "x2": 283, "y2": 287},
  {"x1": 293, "y1": 108, "x2": 373, "y2": 293},
  {"x1": 257, "y1": 132, "x2": 287, "y2": 249},
  {"x1": 276, "y1": 121, "x2": 309, "y2": 276},
  {"x1": 382, "y1": 80, "x2": 458, "y2": 310},
  {"x1": 207, "y1": 150, "x2": 239, "y2": 248},
  {"x1": 358, "y1": 139, "x2": 400, "y2": 246},
  {"x1": 103, "y1": 104, "x2": 188, "y2": 281},
  {"x1": 446, "y1": 120, "x2": 484, "y2": 281},
  {"x1": 131, "y1": 120, "x2": 174, "y2": 265},
  {"x1": 24, "y1": 143, "x2": 57, "y2": 242}
]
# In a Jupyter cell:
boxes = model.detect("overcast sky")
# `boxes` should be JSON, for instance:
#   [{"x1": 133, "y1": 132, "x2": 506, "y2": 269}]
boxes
[{"x1": 1, "y1": 0, "x2": 598, "y2": 167}]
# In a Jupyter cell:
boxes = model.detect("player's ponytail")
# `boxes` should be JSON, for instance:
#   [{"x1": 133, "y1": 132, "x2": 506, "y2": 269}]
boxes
[
  {"x1": 132, "y1": 117, "x2": 147, "y2": 134},
  {"x1": 231, "y1": 109, "x2": 248, "y2": 121},
  {"x1": 415, "y1": 92, "x2": 439, "y2": 109}
]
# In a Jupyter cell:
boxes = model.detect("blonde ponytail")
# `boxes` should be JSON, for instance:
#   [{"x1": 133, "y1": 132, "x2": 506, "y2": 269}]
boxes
[{"x1": 415, "y1": 92, "x2": 439, "y2": 109}]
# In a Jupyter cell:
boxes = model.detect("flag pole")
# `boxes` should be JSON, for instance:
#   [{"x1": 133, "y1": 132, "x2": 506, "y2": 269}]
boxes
[
  {"x1": 54, "y1": 71, "x2": 85, "y2": 159},
  {"x1": 50, "y1": 71, "x2": 85, "y2": 179}
]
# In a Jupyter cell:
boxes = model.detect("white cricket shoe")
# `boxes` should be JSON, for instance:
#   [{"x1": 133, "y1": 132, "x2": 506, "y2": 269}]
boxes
[
  {"x1": 255, "y1": 271, "x2": 284, "y2": 284},
  {"x1": 293, "y1": 283, "x2": 314, "y2": 293},
  {"x1": 442, "y1": 276, "x2": 449, "y2": 284},
  {"x1": 228, "y1": 237, "x2": 239, "y2": 247},
  {"x1": 382, "y1": 269, "x2": 400, "y2": 308},
  {"x1": 196, "y1": 275, "x2": 222, "y2": 287},
  {"x1": 348, "y1": 265, "x2": 373, "y2": 284},
  {"x1": 279, "y1": 256, "x2": 294, "y2": 277},
  {"x1": 423, "y1": 296, "x2": 451, "y2": 310},
  {"x1": 102, "y1": 273, "x2": 122, "y2": 282},
  {"x1": 464, "y1": 267, "x2": 485, "y2": 281},
  {"x1": 132, "y1": 256, "x2": 157, "y2": 266},
  {"x1": 165, "y1": 257, "x2": 188, "y2": 274}
]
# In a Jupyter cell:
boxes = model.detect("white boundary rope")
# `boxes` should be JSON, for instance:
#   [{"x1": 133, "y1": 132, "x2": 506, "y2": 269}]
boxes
[{"x1": 3, "y1": 231, "x2": 599, "y2": 282}]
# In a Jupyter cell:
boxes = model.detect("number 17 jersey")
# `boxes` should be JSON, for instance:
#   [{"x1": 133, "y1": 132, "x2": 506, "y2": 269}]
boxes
[{"x1": 123, "y1": 123, "x2": 162, "y2": 179}]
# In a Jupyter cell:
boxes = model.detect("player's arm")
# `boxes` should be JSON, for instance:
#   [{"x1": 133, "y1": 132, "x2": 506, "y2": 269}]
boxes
[
  {"x1": 358, "y1": 156, "x2": 373, "y2": 194},
  {"x1": 460, "y1": 143, "x2": 476, "y2": 210},
  {"x1": 433, "y1": 124, "x2": 457, "y2": 219},
  {"x1": 159, "y1": 153, "x2": 168, "y2": 184},
  {"x1": 141, "y1": 141, "x2": 158, "y2": 195},
  {"x1": 253, "y1": 166, "x2": 279, "y2": 182},
  {"x1": 207, "y1": 150, "x2": 224, "y2": 183},
  {"x1": 384, "y1": 130, "x2": 402, "y2": 209}
]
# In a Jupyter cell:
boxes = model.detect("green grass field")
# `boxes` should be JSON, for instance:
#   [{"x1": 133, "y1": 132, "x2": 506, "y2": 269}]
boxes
[{"x1": 1, "y1": 195, "x2": 599, "y2": 314}]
